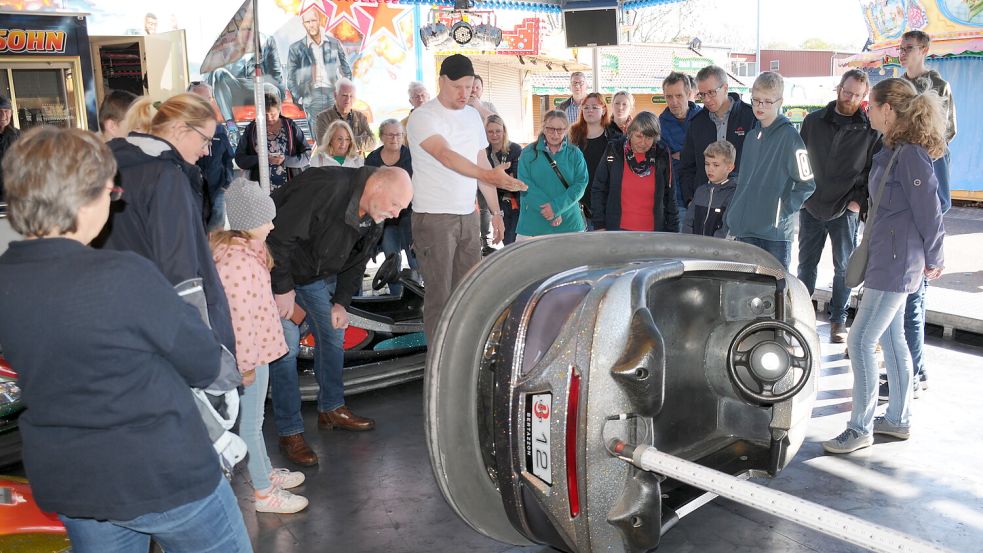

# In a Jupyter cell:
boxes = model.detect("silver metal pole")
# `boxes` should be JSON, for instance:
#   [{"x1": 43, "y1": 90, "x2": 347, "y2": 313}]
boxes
[
  {"x1": 591, "y1": 47, "x2": 599, "y2": 93},
  {"x1": 755, "y1": 0, "x2": 761, "y2": 75},
  {"x1": 251, "y1": 0, "x2": 271, "y2": 194},
  {"x1": 611, "y1": 441, "x2": 951, "y2": 553}
]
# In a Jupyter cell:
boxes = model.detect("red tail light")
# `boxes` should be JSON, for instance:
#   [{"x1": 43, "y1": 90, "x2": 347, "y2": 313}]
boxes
[{"x1": 566, "y1": 368, "x2": 582, "y2": 518}]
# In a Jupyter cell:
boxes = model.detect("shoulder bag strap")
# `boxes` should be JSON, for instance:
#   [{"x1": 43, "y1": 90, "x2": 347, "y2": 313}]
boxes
[
  {"x1": 542, "y1": 150, "x2": 571, "y2": 190},
  {"x1": 857, "y1": 145, "x2": 903, "y2": 247}
]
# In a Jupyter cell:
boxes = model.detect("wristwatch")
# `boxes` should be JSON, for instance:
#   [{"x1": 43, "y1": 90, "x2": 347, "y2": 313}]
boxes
[{"x1": 491, "y1": 210, "x2": 504, "y2": 217}]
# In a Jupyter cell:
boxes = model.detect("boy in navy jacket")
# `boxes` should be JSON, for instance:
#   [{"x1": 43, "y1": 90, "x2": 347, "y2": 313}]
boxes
[
  {"x1": 683, "y1": 140, "x2": 737, "y2": 238},
  {"x1": 725, "y1": 72, "x2": 816, "y2": 269}
]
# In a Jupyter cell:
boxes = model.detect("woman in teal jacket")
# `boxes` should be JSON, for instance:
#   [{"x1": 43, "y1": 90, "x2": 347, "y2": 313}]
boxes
[{"x1": 515, "y1": 110, "x2": 589, "y2": 239}]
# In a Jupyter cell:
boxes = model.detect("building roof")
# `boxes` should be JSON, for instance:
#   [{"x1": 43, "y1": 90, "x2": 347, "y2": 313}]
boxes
[{"x1": 530, "y1": 43, "x2": 747, "y2": 94}]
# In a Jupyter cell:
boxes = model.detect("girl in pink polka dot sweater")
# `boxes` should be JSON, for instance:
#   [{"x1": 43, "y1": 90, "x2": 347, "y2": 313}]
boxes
[{"x1": 211, "y1": 179, "x2": 309, "y2": 514}]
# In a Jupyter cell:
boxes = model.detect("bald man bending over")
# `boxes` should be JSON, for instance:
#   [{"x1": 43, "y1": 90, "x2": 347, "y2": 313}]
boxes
[{"x1": 266, "y1": 166, "x2": 412, "y2": 466}]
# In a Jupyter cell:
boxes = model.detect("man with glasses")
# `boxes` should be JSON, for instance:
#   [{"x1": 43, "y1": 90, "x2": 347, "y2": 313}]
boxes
[
  {"x1": 724, "y1": 71, "x2": 815, "y2": 270},
  {"x1": 679, "y1": 65, "x2": 755, "y2": 210},
  {"x1": 896, "y1": 30, "x2": 955, "y2": 395},
  {"x1": 558, "y1": 72, "x2": 589, "y2": 123},
  {"x1": 797, "y1": 70, "x2": 880, "y2": 343},
  {"x1": 313, "y1": 78, "x2": 374, "y2": 156}
]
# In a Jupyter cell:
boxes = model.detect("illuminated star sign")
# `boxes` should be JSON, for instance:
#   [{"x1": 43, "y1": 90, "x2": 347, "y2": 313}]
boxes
[{"x1": 359, "y1": 1, "x2": 411, "y2": 50}]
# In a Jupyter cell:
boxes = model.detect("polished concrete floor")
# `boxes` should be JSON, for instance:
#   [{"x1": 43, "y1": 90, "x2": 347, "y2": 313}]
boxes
[{"x1": 234, "y1": 322, "x2": 983, "y2": 553}]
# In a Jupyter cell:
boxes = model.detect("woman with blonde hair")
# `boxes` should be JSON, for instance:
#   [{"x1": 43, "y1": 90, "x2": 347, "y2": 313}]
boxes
[
  {"x1": 485, "y1": 114, "x2": 522, "y2": 244},
  {"x1": 607, "y1": 91, "x2": 634, "y2": 136},
  {"x1": 101, "y1": 92, "x2": 238, "y2": 408},
  {"x1": 311, "y1": 119, "x2": 364, "y2": 168},
  {"x1": 823, "y1": 78, "x2": 946, "y2": 454}
]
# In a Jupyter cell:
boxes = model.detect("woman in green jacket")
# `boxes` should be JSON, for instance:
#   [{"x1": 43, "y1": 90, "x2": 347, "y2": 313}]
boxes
[{"x1": 515, "y1": 110, "x2": 589, "y2": 239}]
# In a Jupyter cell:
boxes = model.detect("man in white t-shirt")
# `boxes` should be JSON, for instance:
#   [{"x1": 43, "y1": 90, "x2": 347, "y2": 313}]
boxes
[{"x1": 407, "y1": 54, "x2": 526, "y2": 341}]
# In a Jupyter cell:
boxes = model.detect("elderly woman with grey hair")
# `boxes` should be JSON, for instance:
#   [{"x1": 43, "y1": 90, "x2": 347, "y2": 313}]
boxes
[
  {"x1": 0, "y1": 127, "x2": 251, "y2": 551},
  {"x1": 365, "y1": 118, "x2": 416, "y2": 295},
  {"x1": 591, "y1": 111, "x2": 679, "y2": 232}
]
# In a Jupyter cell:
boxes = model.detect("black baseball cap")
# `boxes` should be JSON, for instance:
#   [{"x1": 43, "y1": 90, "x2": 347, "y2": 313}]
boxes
[
  {"x1": 0, "y1": 96, "x2": 10, "y2": 110},
  {"x1": 439, "y1": 54, "x2": 475, "y2": 81}
]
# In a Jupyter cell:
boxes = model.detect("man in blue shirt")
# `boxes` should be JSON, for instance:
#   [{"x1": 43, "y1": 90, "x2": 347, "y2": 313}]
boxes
[{"x1": 658, "y1": 72, "x2": 702, "y2": 227}]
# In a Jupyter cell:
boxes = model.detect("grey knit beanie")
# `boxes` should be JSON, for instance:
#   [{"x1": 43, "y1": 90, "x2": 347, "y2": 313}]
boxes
[{"x1": 225, "y1": 177, "x2": 276, "y2": 231}]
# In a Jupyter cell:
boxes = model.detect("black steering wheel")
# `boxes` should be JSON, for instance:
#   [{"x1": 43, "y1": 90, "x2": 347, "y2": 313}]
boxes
[
  {"x1": 372, "y1": 252, "x2": 401, "y2": 291},
  {"x1": 726, "y1": 320, "x2": 812, "y2": 404}
]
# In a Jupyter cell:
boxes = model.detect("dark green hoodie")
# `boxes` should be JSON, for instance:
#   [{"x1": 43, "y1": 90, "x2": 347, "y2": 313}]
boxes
[{"x1": 725, "y1": 115, "x2": 816, "y2": 241}]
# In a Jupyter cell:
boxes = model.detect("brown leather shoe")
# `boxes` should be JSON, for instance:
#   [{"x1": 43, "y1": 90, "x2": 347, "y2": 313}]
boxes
[
  {"x1": 278, "y1": 434, "x2": 318, "y2": 467},
  {"x1": 318, "y1": 406, "x2": 375, "y2": 431},
  {"x1": 830, "y1": 323, "x2": 848, "y2": 344}
]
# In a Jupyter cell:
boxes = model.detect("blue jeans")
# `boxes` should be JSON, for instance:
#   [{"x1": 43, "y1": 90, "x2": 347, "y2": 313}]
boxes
[
  {"x1": 269, "y1": 277, "x2": 345, "y2": 437},
  {"x1": 796, "y1": 209, "x2": 860, "y2": 324},
  {"x1": 381, "y1": 216, "x2": 417, "y2": 296},
  {"x1": 239, "y1": 363, "x2": 273, "y2": 490},
  {"x1": 207, "y1": 188, "x2": 226, "y2": 232},
  {"x1": 737, "y1": 236, "x2": 792, "y2": 270},
  {"x1": 934, "y1": 149, "x2": 951, "y2": 215},
  {"x1": 59, "y1": 479, "x2": 251, "y2": 553},
  {"x1": 847, "y1": 288, "x2": 912, "y2": 435},
  {"x1": 904, "y1": 277, "x2": 927, "y2": 378}
]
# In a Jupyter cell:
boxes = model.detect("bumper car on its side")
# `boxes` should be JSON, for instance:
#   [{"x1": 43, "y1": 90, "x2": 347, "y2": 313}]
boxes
[{"x1": 425, "y1": 233, "x2": 819, "y2": 553}]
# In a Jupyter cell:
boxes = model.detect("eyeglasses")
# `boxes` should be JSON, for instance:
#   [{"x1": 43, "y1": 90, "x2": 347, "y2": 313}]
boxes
[
  {"x1": 696, "y1": 84, "x2": 724, "y2": 101},
  {"x1": 186, "y1": 124, "x2": 212, "y2": 155},
  {"x1": 839, "y1": 89, "x2": 865, "y2": 100},
  {"x1": 899, "y1": 45, "x2": 922, "y2": 54},
  {"x1": 381, "y1": 132, "x2": 403, "y2": 139},
  {"x1": 543, "y1": 126, "x2": 567, "y2": 134},
  {"x1": 750, "y1": 97, "x2": 781, "y2": 107},
  {"x1": 108, "y1": 185, "x2": 124, "y2": 201}
]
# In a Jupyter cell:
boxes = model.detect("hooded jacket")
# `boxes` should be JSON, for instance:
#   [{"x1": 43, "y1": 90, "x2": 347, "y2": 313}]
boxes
[
  {"x1": 678, "y1": 92, "x2": 756, "y2": 204},
  {"x1": 591, "y1": 137, "x2": 679, "y2": 232},
  {"x1": 864, "y1": 144, "x2": 945, "y2": 294},
  {"x1": 659, "y1": 102, "x2": 702, "y2": 189},
  {"x1": 516, "y1": 137, "x2": 588, "y2": 237},
  {"x1": 683, "y1": 178, "x2": 736, "y2": 238},
  {"x1": 99, "y1": 133, "x2": 236, "y2": 355},
  {"x1": 800, "y1": 101, "x2": 880, "y2": 221},
  {"x1": 267, "y1": 166, "x2": 384, "y2": 308},
  {"x1": 725, "y1": 115, "x2": 816, "y2": 242}
]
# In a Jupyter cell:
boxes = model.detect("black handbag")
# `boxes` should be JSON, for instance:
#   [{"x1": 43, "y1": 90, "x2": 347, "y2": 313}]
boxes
[{"x1": 845, "y1": 146, "x2": 902, "y2": 288}]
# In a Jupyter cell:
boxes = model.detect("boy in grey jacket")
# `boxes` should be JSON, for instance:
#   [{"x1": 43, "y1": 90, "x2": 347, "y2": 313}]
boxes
[
  {"x1": 725, "y1": 72, "x2": 816, "y2": 269},
  {"x1": 683, "y1": 140, "x2": 736, "y2": 237}
]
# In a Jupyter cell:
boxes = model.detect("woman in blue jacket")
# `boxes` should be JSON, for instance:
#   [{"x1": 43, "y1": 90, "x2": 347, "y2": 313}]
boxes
[
  {"x1": 823, "y1": 78, "x2": 946, "y2": 454},
  {"x1": 515, "y1": 110, "x2": 588, "y2": 239}
]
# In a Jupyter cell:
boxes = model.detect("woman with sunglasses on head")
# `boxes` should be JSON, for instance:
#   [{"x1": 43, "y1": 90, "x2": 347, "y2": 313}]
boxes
[
  {"x1": 485, "y1": 114, "x2": 522, "y2": 245},
  {"x1": 0, "y1": 127, "x2": 251, "y2": 552},
  {"x1": 822, "y1": 78, "x2": 946, "y2": 455},
  {"x1": 235, "y1": 92, "x2": 310, "y2": 193},
  {"x1": 515, "y1": 110, "x2": 588, "y2": 240},
  {"x1": 99, "y1": 92, "x2": 238, "y2": 393},
  {"x1": 569, "y1": 92, "x2": 613, "y2": 229}
]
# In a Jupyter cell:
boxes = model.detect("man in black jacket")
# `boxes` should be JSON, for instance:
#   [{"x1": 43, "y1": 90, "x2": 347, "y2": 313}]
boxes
[
  {"x1": 798, "y1": 70, "x2": 880, "y2": 343},
  {"x1": 267, "y1": 165, "x2": 412, "y2": 466},
  {"x1": 678, "y1": 65, "x2": 756, "y2": 207}
]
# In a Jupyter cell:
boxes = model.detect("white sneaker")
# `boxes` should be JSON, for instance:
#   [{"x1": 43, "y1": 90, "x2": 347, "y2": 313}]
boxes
[
  {"x1": 269, "y1": 468, "x2": 305, "y2": 489},
  {"x1": 255, "y1": 487, "x2": 309, "y2": 514}
]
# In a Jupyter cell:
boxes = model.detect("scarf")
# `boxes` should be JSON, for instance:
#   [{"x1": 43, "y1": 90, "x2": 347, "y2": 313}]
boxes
[{"x1": 624, "y1": 140, "x2": 656, "y2": 177}]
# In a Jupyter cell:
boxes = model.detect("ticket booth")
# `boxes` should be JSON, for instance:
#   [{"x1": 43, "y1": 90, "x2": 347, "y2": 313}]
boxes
[{"x1": 0, "y1": 11, "x2": 98, "y2": 131}]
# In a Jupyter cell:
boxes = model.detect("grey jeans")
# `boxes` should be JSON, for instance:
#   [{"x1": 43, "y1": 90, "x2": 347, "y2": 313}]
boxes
[{"x1": 412, "y1": 211, "x2": 481, "y2": 342}]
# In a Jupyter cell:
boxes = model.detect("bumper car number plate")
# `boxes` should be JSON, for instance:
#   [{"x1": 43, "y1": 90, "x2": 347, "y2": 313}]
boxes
[{"x1": 525, "y1": 393, "x2": 552, "y2": 485}]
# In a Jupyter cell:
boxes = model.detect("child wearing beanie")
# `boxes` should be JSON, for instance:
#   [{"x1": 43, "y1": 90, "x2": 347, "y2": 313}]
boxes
[{"x1": 210, "y1": 178, "x2": 309, "y2": 514}]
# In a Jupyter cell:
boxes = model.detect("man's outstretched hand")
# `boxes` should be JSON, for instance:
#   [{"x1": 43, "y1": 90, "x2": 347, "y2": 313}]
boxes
[{"x1": 486, "y1": 163, "x2": 527, "y2": 193}]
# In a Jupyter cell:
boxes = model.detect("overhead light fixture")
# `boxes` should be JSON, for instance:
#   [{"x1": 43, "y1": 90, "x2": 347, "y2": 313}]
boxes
[
  {"x1": 420, "y1": 23, "x2": 450, "y2": 48},
  {"x1": 473, "y1": 23, "x2": 502, "y2": 48},
  {"x1": 450, "y1": 20, "x2": 474, "y2": 46}
]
